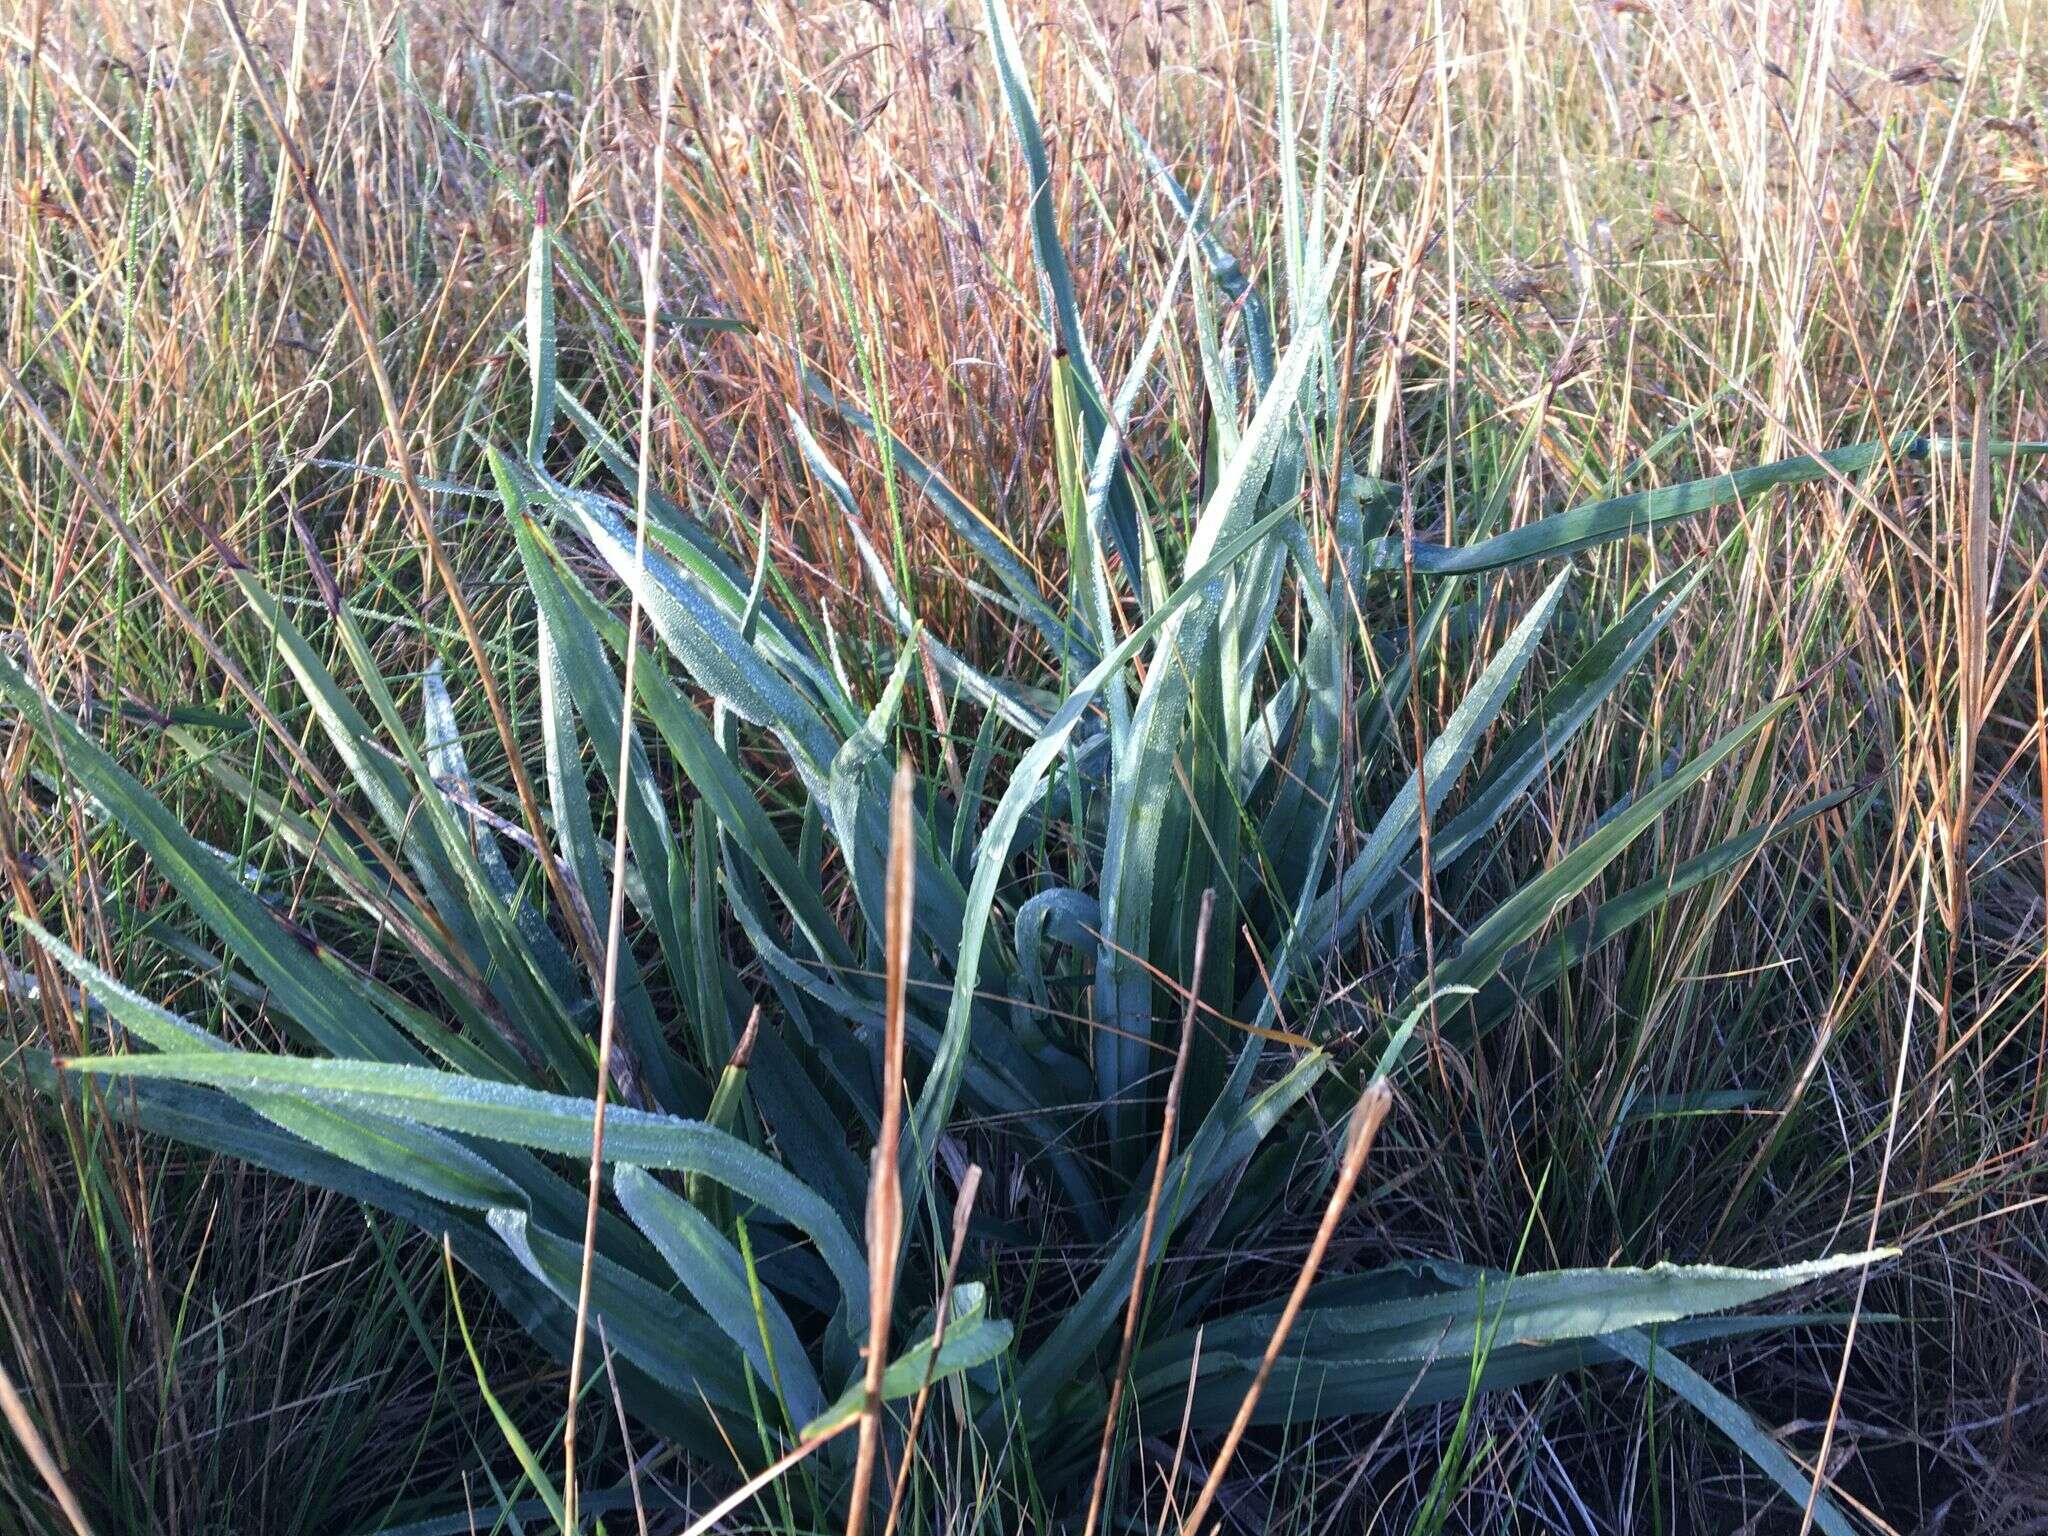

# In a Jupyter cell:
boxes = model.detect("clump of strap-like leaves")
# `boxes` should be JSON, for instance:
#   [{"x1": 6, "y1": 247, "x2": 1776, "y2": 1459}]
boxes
[{"x1": 22, "y1": 3, "x2": 2042, "y2": 1529}]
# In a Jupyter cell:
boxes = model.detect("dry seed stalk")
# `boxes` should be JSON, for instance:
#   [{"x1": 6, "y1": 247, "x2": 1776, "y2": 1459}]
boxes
[
  {"x1": 1179, "y1": 1078, "x2": 1394, "y2": 1536},
  {"x1": 883, "y1": 1163, "x2": 985, "y2": 1536},
  {"x1": 1084, "y1": 888, "x2": 1216, "y2": 1536},
  {"x1": 848, "y1": 758, "x2": 917, "y2": 1536}
]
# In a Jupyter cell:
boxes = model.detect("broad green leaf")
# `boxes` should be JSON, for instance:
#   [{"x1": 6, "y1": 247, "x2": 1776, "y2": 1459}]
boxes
[
  {"x1": 615, "y1": 1164, "x2": 827, "y2": 1426},
  {"x1": 1094, "y1": 210, "x2": 1349, "y2": 1136},
  {"x1": 1373, "y1": 695, "x2": 1797, "y2": 1080},
  {"x1": 1149, "y1": 1250, "x2": 1886, "y2": 1367},
  {"x1": 801, "y1": 1282, "x2": 1014, "y2": 1437},
  {"x1": 550, "y1": 385, "x2": 848, "y2": 723},
  {"x1": 489, "y1": 1207, "x2": 753, "y2": 1417},
  {"x1": 1086, "y1": 63, "x2": 1275, "y2": 390},
  {"x1": 539, "y1": 461, "x2": 844, "y2": 779},
  {"x1": 0, "y1": 654, "x2": 415, "y2": 1065},
  {"x1": 19, "y1": 915, "x2": 527, "y2": 1210},
  {"x1": 1130, "y1": 1251, "x2": 1890, "y2": 1445},
  {"x1": 983, "y1": 0, "x2": 1148, "y2": 588},
  {"x1": 419, "y1": 661, "x2": 589, "y2": 1028},
  {"x1": 913, "y1": 500, "x2": 1299, "y2": 1232},
  {"x1": 1374, "y1": 437, "x2": 2048, "y2": 576},
  {"x1": 60, "y1": 1049, "x2": 870, "y2": 1321},
  {"x1": 531, "y1": 526, "x2": 859, "y2": 978}
]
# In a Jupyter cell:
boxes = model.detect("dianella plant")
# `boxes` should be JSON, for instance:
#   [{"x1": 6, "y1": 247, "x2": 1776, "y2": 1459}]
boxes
[{"x1": 10, "y1": 2, "x2": 2041, "y2": 1530}]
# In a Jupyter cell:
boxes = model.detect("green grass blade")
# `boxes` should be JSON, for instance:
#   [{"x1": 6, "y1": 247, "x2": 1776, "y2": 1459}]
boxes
[
  {"x1": 488, "y1": 1207, "x2": 753, "y2": 1425},
  {"x1": 913, "y1": 500, "x2": 1299, "y2": 1230},
  {"x1": 1601, "y1": 1326, "x2": 1862, "y2": 1536},
  {"x1": 0, "y1": 654, "x2": 415, "y2": 1064},
  {"x1": 1372, "y1": 695, "x2": 1797, "y2": 1079},
  {"x1": 801, "y1": 1283, "x2": 1013, "y2": 1437},
  {"x1": 524, "y1": 202, "x2": 555, "y2": 463},
  {"x1": 1377, "y1": 437, "x2": 2048, "y2": 576},
  {"x1": 1094, "y1": 218, "x2": 1348, "y2": 1130},
  {"x1": 60, "y1": 1048, "x2": 870, "y2": 1320},
  {"x1": 1466, "y1": 785, "x2": 1860, "y2": 1031},
  {"x1": 797, "y1": 387, "x2": 1089, "y2": 667},
  {"x1": 1326, "y1": 568, "x2": 1572, "y2": 940},
  {"x1": 1417, "y1": 566, "x2": 1699, "y2": 881},
  {"x1": 615, "y1": 1164, "x2": 826, "y2": 1426}
]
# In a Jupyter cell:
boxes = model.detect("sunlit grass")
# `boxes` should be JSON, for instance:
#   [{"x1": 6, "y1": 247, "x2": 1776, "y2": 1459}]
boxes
[{"x1": 3, "y1": 0, "x2": 2045, "y2": 1530}]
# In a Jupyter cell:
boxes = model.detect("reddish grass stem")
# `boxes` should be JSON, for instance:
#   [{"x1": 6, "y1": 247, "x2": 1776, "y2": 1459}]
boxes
[
  {"x1": 1178, "y1": 1078, "x2": 1394, "y2": 1536},
  {"x1": 1083, "y1": 887, "x2": 1216, "y2": 1536}
]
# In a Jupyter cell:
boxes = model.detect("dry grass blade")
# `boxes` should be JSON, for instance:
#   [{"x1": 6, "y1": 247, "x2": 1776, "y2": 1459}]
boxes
[
  {"x1": 883, "y1": 1163, "x2": 984, "y2": 1536},
  {"x1": 0, "y1": 1357, "x2": 93, "y2": 1536},
  {"x1": 1152, "y1": 1329, "x2": 1203, "y2": 1536},
  {"x1": 599, "y1": 1323, "x2": 651, "y2": 1536},
  {"x1": 849, "y1": 757, "x2": 917, "y2": 1536},
  {"x1": 0, "y1": 354, "x2": 444, "y2": 949},
  {"x1": 561, "y1": 1, "x2": 688, "y2": 1523},
  {"x1": 679, "y1": 1420, "x2": 858, "y2": 1536},
  {"x1": 1084, "y1": 888, "x2": 1216, "y2": 1536},
  {"x1": 211, "y1": 0, "x2": 597, "y2": 978},
  {"x1": 9, "y1": 3, "x2": 2041, "y2": 1528},
  {"x1": 1798, "y1": 856, "x2": 1934, "y2": 1536},
  {"x1": 1177, "y1": 1078, "x2": 1395, "y2": 1536}
]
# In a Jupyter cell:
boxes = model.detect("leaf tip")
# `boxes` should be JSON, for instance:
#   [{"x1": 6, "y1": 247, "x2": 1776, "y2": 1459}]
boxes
[
  {"x1": 193, "y1": 516, "x2": 250, "y2": 573},
  {"x1": 730, "y1": 1007, "x2": 760, "y2": 1070},
  {"x1": 288, "y1": 507, "x2": 346, "y2": 618}
]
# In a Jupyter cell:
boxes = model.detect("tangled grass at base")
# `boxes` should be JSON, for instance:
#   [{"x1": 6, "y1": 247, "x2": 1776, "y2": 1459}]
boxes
[{"x1": 8, "y1": 2, "x2": 2045, "y2": 1530}]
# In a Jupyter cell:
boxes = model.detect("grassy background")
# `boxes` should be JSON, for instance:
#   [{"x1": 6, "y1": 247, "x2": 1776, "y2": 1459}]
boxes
[{"x1": 4, "y1": 0, "x2": 2047, "y2": 1528}]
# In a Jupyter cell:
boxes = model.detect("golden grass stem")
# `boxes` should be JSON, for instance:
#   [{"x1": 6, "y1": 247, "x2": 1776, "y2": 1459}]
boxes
[
  {"x1": 1083, "y1": 887, "x2": 1216, "y2": 1536},
  {"x1": 1797, "y1": 853, "x2": 1933, "y2": 1536},
  {"x1": 679, "y1": 1419, "x2": 857, "y2": 1536},
  {"x1": 0, "y1": 353, "x2": 445, "y2": 958},
  {"x1": 882, "y1": 1162, "x2": 985, "y2": 1536},
  {"x1": 1177, "y1": 1077, "x2": 1394, "y2": 1536},
  {"x1": 559, "y1": 0, "x2": 688, "y2": 1525},
  {"x1": 213, "y1": 0, "x2": 598, "y2": 986},
  {"x1": 848, "y1": 758, "x2": 916, "y2": 1536},
  {"x1": 598, "y1": 1323, "x2": 651, "y2": 1536},
  {"x1": 0, "y1": 1356, "x2": 93, "y2": 1536}
]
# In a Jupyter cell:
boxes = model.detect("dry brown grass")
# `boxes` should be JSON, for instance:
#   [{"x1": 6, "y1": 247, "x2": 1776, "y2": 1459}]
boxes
[{"x1": 4, "y1": 0, "x2": 2047, "y2": 1528}]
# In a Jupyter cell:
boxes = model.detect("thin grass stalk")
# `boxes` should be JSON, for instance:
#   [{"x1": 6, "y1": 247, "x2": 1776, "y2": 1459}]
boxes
[
  {"x1": 2034, "y1": 580, "x2": 2048, "y2": 1143},
  {"x1": 882, "y1": 1163, "x2": 984, "y2": 1536},
  {"x1": 0, "y1": 1357, "x2": 92, "y2": 1536},
  {"x1": 563, "y1": 2, "x2": 688, "y2": 1524},
  {"x1": 1151, "y1": 1330, "x2": 1202, "y2": 1536},
  {"x1": 1937, "y1": 389, "x2": 1992, "y2": 1080},
  {"x1": 213, "y1": 0, "x2": 599, "y2": 982},
  {"x1": 1797, "y1": 854, "x2": 1933, "y2": 1535},
  {"x1": 1178, "y1": 1077, "x2": 1394, "y2": 1536},
  {"x1": 678, "y1": 1421, "x2": 858, "y2": 1536},
  {"x1": 443, "y1": 1239, "x2": 563, "y2": 1526},
  {"x1": 598, "y1": 1324, "x2": 651, "y2": 1536},
  {"x1": 0, "y1": 354, "x2": 441, "y2": 952},
  {"x1": 1084, "y1": 888, "x2": 1216, "y2": 1536},
  {"x1": 1392, "y1": 121, "x2": 1449, "y2": 1103},
  {"x1": 849, "y1": 759, "x2": 916, "y2": 1536}
]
